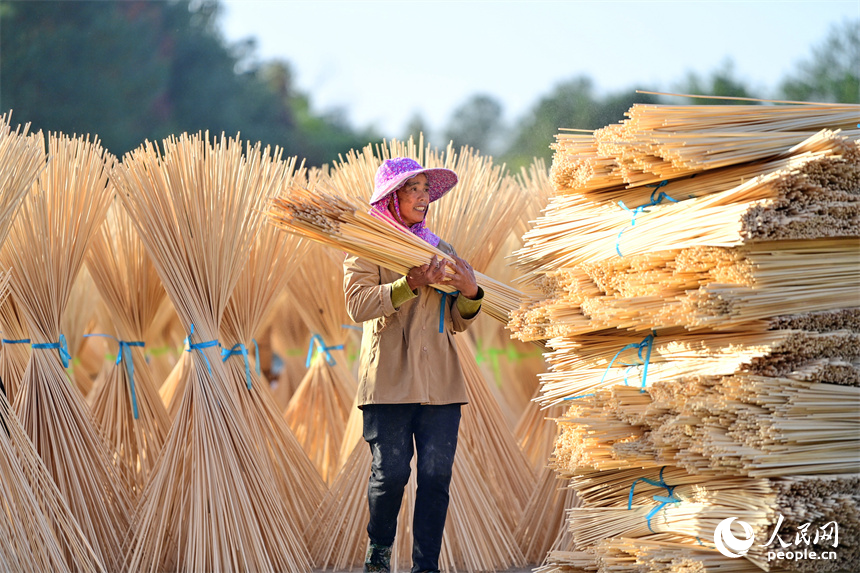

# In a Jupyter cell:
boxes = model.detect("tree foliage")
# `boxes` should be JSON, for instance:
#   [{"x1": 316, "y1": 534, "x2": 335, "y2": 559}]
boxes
[
  {"x1": 0, "y1": 0, "x2": 374, "y2": 163},
  {"x1": 442, "y1": 94, "x2": 505, "y2": 155},
  {"x1": 779, "y1": 19, "x2": 860, "y2": 103}
]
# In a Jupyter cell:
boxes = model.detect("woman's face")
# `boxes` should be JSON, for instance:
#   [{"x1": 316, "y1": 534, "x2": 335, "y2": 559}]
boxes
[{"x1": 391, "y1": 173, "x2": 430, "y2": 226}]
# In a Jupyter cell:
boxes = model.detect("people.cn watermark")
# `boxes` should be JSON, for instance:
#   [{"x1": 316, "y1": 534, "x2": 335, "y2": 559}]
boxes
[{"x1": 713, "y1": 515, "x2": 839, "y2": 562}]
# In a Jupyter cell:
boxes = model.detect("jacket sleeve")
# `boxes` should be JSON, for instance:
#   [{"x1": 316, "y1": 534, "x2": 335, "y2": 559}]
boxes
[
  {"x1": 450, "y1": 288, "x2": 483, "y2": 332},
  {"x1": 343, "y1": 253, "x2": 400, "y2": 323}
]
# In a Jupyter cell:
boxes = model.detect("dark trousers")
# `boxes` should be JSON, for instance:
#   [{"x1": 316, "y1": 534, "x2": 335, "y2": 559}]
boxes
[{"x1": 362, "y1": 403, "x2": 461, "y2": 573}]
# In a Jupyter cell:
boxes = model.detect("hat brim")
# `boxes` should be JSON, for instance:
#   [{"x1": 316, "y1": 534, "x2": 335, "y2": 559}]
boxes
[{"x1": 369, "y1": 167, "x2": 458, "y2": 205}]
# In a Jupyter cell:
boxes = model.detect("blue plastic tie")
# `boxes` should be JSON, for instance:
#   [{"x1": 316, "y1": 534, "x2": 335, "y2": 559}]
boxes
[
  {"x1": 615, "y1": 184, "x2": 677, "y2": 257},
  {"x1": 221, "y1": 343, "x2": 253, "y2": 390},
  {"x1": 184, "y1": 324, "x2": 219, "y2": 376},
  {"x1": 2, "y1": 338, "x2": 30, "y2": 345},
  {"x1": 599, "y1": 332, "x2": 656, "y2": 392},
  {"x1": 434, "y1": 289, "x2": 459, "y2": 333},
  {"x1": 85, "y1": 334, "x2": 145, "y2": 419},
  {"x1": 305, "y1": 334, "x2": 343, "y2": 367},
  {"x1": 31, "y1": 334, "x2": 72, "y2": 368},
  {"x1": 341, "y1": 324, "x2": 363, "y2": 332},
  {"x1": 627, "y1": 466, "x2": 682, "y2": 532}
]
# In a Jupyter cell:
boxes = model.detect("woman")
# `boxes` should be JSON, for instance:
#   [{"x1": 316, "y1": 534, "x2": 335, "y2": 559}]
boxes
[{"x1": 343, "y1": 157, "x2": 483, "y2": 573}]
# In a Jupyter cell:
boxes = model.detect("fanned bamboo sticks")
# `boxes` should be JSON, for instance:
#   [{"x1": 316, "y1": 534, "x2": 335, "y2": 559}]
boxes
[
  {"x1": 113, "y1": 132, "x2": 310, "y2": 572},
  {"x1": 219, "y1": 186, "x2": 328, "y2": 531},
  {"x1": 5, "y1": 133, "x2": 132, "y2": 570},
  {"x1": 283, "y1": 242, "x2": 357, "y2": 484},
  {"x1": 84, "y1": 202, "x2": 171, "y2": 496}
]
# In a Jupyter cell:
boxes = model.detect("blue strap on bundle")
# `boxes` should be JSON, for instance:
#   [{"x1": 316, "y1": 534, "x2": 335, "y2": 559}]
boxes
[
  {"x1": 627, "y1": 466, "x2": 682, "y2": 532},
  {"x1": 32, "y1": 334, "x2": 72, "y2": 368},
  {"x1": 221, "y1": 339, "x2": 260, "y2": 390},
  {"x1": 85, "y1": 333, "x2": 145, "y2": 419},
  {"x1": 615, "y1": 182, "x2": 677, "y2": 257},
  {"x1": 184, "y1": 324, "x2": 220, "y2": 376},
  {"x1": 305, "y1": 334, "x2": 343, "y2": 367}
]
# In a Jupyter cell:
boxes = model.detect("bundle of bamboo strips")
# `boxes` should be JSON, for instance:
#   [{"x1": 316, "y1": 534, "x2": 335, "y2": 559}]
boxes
[
  {"x1": 219, "y1": 174, "x2": 328, "y2": 531},
  {"x1": 113, "y1": 132, "x2": 310, "y2": 572},
  {"x1": 0, "y1": 114, "x2": 45, "y2": 247},
  {"x1": 512, "y1": 237, "x2": 860, "y2": 343},
  {"x1": 61, "y1": 267, "x2": 101, "y2": 396},
  {"x1": 84, "y1": 201, "x2": 171, "y2": 496},
  {"x1": 283, "y1": 242, "x2": 357, "y2": 484},
  {"x1": 267, "y1": 181, "x2": 527, "y2": 325},
  {"x1": 0, "y1": 378, "x2": 108, "y2": 572},
  {"x1": 4, "y1": 133, "x2": 132, "y2": 570}
]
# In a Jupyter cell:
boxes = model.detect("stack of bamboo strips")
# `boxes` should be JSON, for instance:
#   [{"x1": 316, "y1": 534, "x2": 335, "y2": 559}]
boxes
[
  {"x1": 84, "y1": 201, "x2": 172, "y2": 496},
  {"x1": 113, "y1": 132, "x2": 310, "y2": 572},
  {"x1": 283, "y1": 242, "x2": 357, "y2": 484},
  {"x1": 4, "y1": 133, "x2": 132, "y2": 570},
  {"x1": 512, "y1": 102, "x2": 859, "y2": 573}
]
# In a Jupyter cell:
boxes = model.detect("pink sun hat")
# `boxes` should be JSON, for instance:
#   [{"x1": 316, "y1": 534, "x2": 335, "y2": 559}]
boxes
[{"x1": 369, "y1": 157, "x2": 458, "y2": 205}]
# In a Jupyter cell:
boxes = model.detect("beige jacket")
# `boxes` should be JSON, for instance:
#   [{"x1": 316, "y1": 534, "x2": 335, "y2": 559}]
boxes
[{"x1": 343, "y1": 240, "x2": 482, "y2": 406}]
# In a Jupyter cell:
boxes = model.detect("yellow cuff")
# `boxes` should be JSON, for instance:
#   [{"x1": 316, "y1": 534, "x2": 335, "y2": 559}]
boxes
[
  {"x1": 456, "y1": 287, "x2": 483, "y2": 319},
  {"x1": 391, "y1": 276, "x2": 418, "y2": 309}
]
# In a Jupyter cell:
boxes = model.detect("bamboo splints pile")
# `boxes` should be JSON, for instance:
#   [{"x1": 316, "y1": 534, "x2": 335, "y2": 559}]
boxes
[{"x1": 512, "y1": 102, "x2": 860, "y2": 573}]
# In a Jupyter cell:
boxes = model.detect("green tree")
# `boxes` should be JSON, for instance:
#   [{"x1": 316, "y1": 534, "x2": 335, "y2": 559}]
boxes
[
  {"x1": 501, "y1": 76, "x2": 659, "y2": 170},
  {"x1": 402, "y1": 112, "x2": 432, "y2": 146},
  {"x1": 442, "y1": 94, "x2": 504, "y2": 155},
  {"x1": 779, "y1": 19, "x2": 860, "y2": 103},
  {"x1": 674, "y1": 59, "x2": 760, "y2": 104}
]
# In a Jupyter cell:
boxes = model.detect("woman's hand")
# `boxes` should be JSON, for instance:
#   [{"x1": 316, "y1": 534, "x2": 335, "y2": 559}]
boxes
[
  {"x1": 443, "y1": 255, "x2": 479, "y2": 299},
  {"x1": 405, "y1": 255, "x2": 448, "y2": 291}
]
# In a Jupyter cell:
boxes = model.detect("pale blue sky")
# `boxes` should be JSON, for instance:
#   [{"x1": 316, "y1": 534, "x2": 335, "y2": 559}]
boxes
[{"x1": 221, "y1": 0, "x2": 859, "y2": 137}]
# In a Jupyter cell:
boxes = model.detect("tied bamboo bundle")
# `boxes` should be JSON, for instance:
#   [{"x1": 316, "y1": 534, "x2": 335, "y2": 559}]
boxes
[
  {"x1": 267, "y1": 182, "x2": 527, "y2": 325},
  {"x1": 0, "y1": 376, "x2": 107, "y2": 572},
  {"x1": 533, "y1": 316, "x2": 860, "y2": 407},
  {"x1": 594, "y1": 104, "x2": 859, "y2": 185},
  {"x1": 219, "y1": 169, "x2": 328, "y2": 531},
  {"x1": 283, "y1": 242, "x2": 357, "y2": 484},
  {"x1": 113, "y1": 132, "x2": 310, "y2": 572},
  {"x1": 511, "y1": 237, "x2": 860, "y2": 343},
  {"x1": 4, "y1": 133, "x2": 132, "y2": 570},
  {"x1": 0, "y1": 117, "x2": 46, "y2": 405},
  {"x1": 84, "y1": 201, "x2": 171, "y2": 496}
]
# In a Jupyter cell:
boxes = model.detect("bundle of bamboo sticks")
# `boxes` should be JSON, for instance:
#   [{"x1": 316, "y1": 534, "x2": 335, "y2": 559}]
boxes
[
  {"x1": 283, "y1": 242, "x2": 357, "y2": 484},
  {"x1": 112, "y1": 132, "x2": 311, "y2": 572},
  {"x1": 84, "y1": 201, "x2": 171, "y2": 496},
  {"x1": 4, "y1": 132, "x2": 132, "y2": 570},
  {"x1": 267, "y1": 181, "x2": 527, "y2": 325}
]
